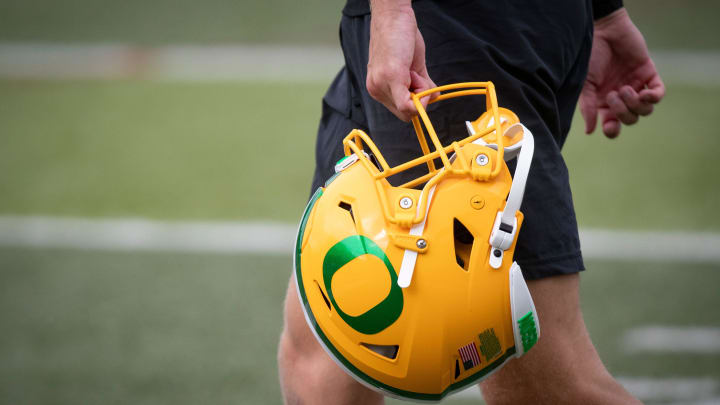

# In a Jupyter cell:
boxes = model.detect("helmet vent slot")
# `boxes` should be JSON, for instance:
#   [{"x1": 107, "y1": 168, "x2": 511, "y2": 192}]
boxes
[
  {"x1": 338, "y1": 201, "x2": 355, "y2": 223},
  {"x1": 453, "y1": 218, "x2": 474, "y2": 271},
  {"x1": 314, "y1": 281, "x2": 332, "y2": 311},
  {"x1": 454, "y1": 359, "x2": 461, "y2": 379},
  {"x1": 361, "y1": 343, "x2": 399, "y2": 360},
  {"x1": 456, "y1": 255, "x2": 465, "y2": 269}
]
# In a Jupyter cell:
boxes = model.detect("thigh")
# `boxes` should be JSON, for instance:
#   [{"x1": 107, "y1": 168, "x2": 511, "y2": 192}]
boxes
[{"x1": 279, "y1": 274, "x2": 384, "y2": 405}]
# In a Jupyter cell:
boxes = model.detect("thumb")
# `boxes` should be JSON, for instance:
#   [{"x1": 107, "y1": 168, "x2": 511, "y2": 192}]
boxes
[
  {"x1": 410, "y1": 70, "x2": 438, "y2": 110},
  {"x1": 579, "y1": 86, "x2": 598, "y2": 135}
]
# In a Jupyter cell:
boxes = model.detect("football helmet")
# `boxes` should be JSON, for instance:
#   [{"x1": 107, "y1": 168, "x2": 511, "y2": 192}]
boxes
[{"x1": 294, "y1": 82, "x2": 539, "y2": 401}]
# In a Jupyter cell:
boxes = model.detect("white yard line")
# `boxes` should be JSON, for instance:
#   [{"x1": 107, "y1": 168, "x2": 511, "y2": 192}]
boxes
[
  {"x1": 580, "y1": 228, "x2": 720, "y2": 264},
  {"x1": 0, "y1": 42, "x2": 344, "y2": 82},
  {"x1": 619, "y1": 377, "x2": 719, "y2": 402},
  {"x1": 451, "y1": 377, "x2": 719, "y2": 403},
  {"x1": 0, "y1": 42, "x2": 718, "y2": 85},
  {"x1": 622, "y1": 326, "x2": 720, "y2": 354},
  {"x1": 0, "y1": 216, "x2": 720, "y2": 262},
  {"x1": 0, "y1": 216, "x2": 297, "y2": 254}
]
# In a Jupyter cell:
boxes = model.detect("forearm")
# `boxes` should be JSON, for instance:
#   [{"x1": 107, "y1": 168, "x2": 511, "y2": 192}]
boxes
[
  {"x1": 366, "y1": 0, "x2": 436, "y2": 121},
  {"x1": 370, "y1": 0, "x2": 412, "y2": 14}
]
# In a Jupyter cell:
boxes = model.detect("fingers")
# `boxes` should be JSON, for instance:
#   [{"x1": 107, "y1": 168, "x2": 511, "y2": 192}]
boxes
[
  {"x1": 607, "y1": 90, "x2": 639, "y2": 126},
  {"x1": 367, "y1": 69, "x2": 437, "y2": 122},
  {"x1": 579, "y1": 86, "x2": 598, "y2": 134},
  {"x1": 639, "y1": 73, "x2": 666, "y2": 104},
  {"x1": 600, "y1": 109, "x2": 621, "y2": 139},
  {"x1": 619, "y1": 86, "x2": 654, "y2": 116},
  {"x1": 366, "y1": 42, "x2": 437, "y2": 120},
  {"x1": 410, "y1": 70, "x2": 438, "y2": 109},
  {"x1": 388, "y1": 79, "x2": 417, "y2": 122},
  {"x1": 601, "y1": 92, "x2": 631, "y2": 139},
  {"x1": 389, "y1": 71, "x2": 437, "y2": 121},
  {"x1": 600, "y1": 79, "x2": 664, "y2": 138},
  {"x1": 367, "y1": 66, "x2": 412, "y2": 121}
]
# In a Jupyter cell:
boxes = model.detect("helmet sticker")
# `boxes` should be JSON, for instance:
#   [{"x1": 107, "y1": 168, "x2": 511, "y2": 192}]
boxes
[
  {"x1": 518, "y1": 311, "x2": 539, "y2": 352},
  {"x1": 323, "y1": 235, "x2": 404, "y2": 335},
  {"x1": 478, "y1": 328, "x2": 502, "y2": 362}
]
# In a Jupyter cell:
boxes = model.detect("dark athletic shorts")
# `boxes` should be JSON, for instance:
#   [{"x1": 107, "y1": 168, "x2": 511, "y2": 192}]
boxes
[{"x1": 310, "y1": 0, "x2": 594, "y2": 280}]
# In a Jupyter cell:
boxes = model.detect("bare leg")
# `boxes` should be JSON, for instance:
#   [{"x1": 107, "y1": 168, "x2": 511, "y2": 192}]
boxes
[
  {"x1": 278, "y1": 274, "x2": 385, "y2": 405},
  {"x1": 480, "y1": 273, "x2": 641, "y2": 405}
]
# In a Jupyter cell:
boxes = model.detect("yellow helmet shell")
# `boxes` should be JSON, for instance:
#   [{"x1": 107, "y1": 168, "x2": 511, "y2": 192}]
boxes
[{"x1": 294, "y1": 83, "x2": 539, "y2": 401}]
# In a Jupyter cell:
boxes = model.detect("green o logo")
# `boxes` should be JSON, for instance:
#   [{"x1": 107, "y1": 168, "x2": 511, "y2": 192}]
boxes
[{"x1": 323, "y1": 235, "x2": 404, "y2": 335}]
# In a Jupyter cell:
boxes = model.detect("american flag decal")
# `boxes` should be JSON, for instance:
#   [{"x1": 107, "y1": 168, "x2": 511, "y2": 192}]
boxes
[{"x1": 458, "y1": 341, "x2": 481, "y2": 371}]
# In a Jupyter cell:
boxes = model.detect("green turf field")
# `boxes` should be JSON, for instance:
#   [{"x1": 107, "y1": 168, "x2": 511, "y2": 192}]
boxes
[
  {"x1": 1, "y1": 249, "x2": 718, "y2": 404},
  {"x1": 1, "y1": 79, "x2": 719, "y2": 404},
  {"x1": 1, "y1": 80, "x2": 719, "y2": 229},
  {"x1": 0, "y1": 80, "x2": 322, "y2": 221},
  {"x1": 0, "y1": 0, "x2": 719, "y2": 49},
  {"x1": 0, "y1": 0, "x2": 341, "y2": 45}
]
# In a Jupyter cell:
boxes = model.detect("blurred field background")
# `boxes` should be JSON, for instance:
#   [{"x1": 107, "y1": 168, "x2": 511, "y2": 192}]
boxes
[{"x1": 0, "y1": 0, "x2": 719, "y2": 404}]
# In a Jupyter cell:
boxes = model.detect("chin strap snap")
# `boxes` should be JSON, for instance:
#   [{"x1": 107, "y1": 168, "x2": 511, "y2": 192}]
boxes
[{"x1": 488, "y1": 123, "x2": 534, "y2": 269}]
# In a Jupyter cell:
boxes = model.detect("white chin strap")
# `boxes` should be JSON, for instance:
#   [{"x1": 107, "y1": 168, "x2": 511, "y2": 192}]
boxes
[
  {"x1": 488, "y1": 123, "x2": 534, "y2": 269},
  {"x1": 397, "y1": 184, "x2": 436, "y2": 288},
  {"x1": 397, "y1": 123, "x2": 534, "y2": 287}
]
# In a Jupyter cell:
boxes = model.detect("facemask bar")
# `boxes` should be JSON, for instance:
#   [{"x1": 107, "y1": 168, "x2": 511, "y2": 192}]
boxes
[{"x1": 342, "y1": 82, "x2": 505, "y2": 227}]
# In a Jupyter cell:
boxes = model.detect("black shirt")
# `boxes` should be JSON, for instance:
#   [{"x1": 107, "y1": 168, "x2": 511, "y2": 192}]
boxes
[{"x1": 343, "y1": 0, "x2": 623, "y2": 20}]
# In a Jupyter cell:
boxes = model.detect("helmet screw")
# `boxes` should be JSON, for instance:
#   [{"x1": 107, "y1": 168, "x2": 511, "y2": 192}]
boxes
[
  {"x1": 476, "y1": 153, "x2": 489, "y2": 166},
  {"x1": 399, "y1": 197, "x2": 413, "y2": 209},
  {"x1": 493, "y1": 249, "x2": 502, "y2": 258},
  {"x1": 470, "y1": 195, "x2": 485, "y2": 210},
  {"x1": 416, "y1": 239, "x2": 427, "y2": 249}
]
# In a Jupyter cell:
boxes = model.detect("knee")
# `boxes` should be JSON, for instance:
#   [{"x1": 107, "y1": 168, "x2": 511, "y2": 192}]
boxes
[
  {"x1": 278, "y1": 328, "x2": 323, "y2": 404},
  {"x1": 277, "y1": 330, "x2": 297, "y2": 372},
  {"x1": 278, "y1": 278, "x2": 384, "y2": 404},
  {"x1": 279, "y1": 327, "x2": 380, "y2": 405},
  {"x1": 278, "y1": 323, "x2": 334, "y2": 389},
  {"x1": 278, "y1": 328, "x2": 314, "y2": 379},
  {"x1": 278, "y1": 277, "x2": 322, "y2": 379}
]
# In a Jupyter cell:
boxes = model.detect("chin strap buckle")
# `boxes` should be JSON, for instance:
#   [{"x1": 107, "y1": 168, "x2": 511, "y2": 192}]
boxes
[{"x1": 489, "y1": 211, "x2": 518, "y2": 269}]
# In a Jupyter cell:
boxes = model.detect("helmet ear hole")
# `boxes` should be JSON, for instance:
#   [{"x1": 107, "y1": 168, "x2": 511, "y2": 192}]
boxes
[
  {"x1": 453, "y1": 218, "x2": 475, "y2": 271},
  {"x1": 361, "y1": 343, "x2": 399, "y2": 360}
]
